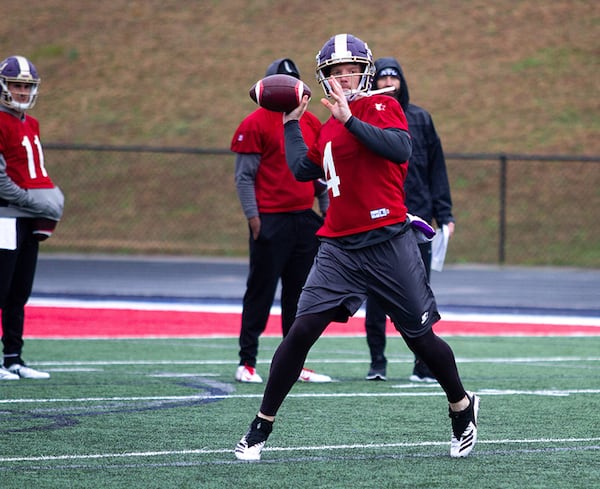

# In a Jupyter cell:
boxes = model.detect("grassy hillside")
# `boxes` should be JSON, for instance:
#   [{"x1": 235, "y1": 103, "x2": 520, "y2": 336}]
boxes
[
  {"x1": 2, "y1": 0, "x2": 599, "y2": 154},
  {"x1": 1, "y1": 1, "x2": 599, "y2": 265}
]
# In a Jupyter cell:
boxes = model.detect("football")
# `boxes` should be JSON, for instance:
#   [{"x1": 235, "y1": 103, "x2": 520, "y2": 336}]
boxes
[
  {"x1": 249, "y1": 74, "x2": 312, "y2": 113},
  {"x1": 31, "y1": 218, "x2": 58, "y2": 241}
]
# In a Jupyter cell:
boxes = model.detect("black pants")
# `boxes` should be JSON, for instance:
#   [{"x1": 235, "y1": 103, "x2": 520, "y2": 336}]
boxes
[
  {"x1": 0, "y1": 218, "x2": 39, "y2": 363},
  {"x1": 238, "y1": 210, "x2": 322, "y2": 367},
  {"x1": 365, "y1": 241, "x2": 432, "y2": 367},
  {"x1": 261, "y1": 309, "x2": 465, "y2": 417}
]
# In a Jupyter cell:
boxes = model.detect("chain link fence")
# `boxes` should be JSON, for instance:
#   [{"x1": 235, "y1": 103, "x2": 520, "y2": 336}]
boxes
[{"x1": 41, "y1": 144, "x2": 600, "y2": 268}]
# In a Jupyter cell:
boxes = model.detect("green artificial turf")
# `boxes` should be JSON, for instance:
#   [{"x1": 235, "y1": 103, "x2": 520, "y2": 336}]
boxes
[{"x1": 1, "y1": 336, "x2": 599, "y2": 488}]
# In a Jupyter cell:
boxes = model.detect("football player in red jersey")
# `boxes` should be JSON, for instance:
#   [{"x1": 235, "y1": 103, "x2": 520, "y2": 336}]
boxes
[
  {"x1": 231, "y1": 58, "x2": 331, "y2": 384},
  {"x1": 235, "y1": 35, "x2": 479, "y2": 460},
  {"x1": 0, "y1": 55, "x2": 64, "y2": 380}
]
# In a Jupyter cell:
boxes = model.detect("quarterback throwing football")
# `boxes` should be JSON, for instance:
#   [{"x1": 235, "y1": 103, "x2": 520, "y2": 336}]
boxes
[{"x1": 234, "y1": 34, "x2": 479, "y2": 460}]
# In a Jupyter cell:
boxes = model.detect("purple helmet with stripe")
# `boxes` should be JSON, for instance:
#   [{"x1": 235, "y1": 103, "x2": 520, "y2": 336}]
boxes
[
  {"x1": 315, "y1": 33, "x2": 375, "y2": 98},
  {"x1": 0, "y1": 55, "x2": 41, "y2": 111}
]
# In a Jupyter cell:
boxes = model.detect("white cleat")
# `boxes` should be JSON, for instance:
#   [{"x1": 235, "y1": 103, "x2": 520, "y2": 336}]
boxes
[
  {"x1": 234, "y1": 435, "x2": 266, "y2": 461},
  {"x1": 298, "y1": 368, "x2": 332, "y2": 383},
  {"x1": 7, "y1": 364, "x2": 50, "y2": 379},
  {"x1": 0, "y1": 367, "x2": 20, "y2": 380},
  {"x1": 235, "y1": 364, "x2": 263, "y2": 383},
  {"x1": 450, "y1": 392, "x2": 480, "y2": 458},
  {"x1": 234, "y1": 417, "x2": 273, "y2": 461}
]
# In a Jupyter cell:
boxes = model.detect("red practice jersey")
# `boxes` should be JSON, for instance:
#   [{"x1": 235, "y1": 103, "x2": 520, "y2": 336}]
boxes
[
  {"x1": 231, "y1": 108, "x2": 321, "y2": 213},
  {"x1": 307, "y1": 95, "x2": 409, "y2": 238},
  {"x1": 0, "y1": 111, "x2": 54, "y2": 189}
]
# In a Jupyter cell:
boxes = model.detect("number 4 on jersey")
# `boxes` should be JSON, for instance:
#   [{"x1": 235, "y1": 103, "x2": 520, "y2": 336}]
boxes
[{"x1": 323, "y1": 141, "x2": 340, "y2": 197}]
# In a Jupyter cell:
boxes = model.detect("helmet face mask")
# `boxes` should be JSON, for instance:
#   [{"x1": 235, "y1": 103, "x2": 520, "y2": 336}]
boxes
[
  {"x1": 0, "y1": 55, "x2": 41, "y2": 112},
  {"x1": 316, "y1": 34, "x2": 375, "y2": 99}
]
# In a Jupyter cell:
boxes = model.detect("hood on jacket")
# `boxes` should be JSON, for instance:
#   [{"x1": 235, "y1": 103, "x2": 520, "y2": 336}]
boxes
[{"x1": 373, "y1": 57, "x2": 409, "y2": 111}]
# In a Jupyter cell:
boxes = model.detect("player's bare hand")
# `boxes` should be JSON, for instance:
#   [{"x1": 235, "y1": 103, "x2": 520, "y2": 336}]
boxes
[
  {"x1": 447, "y1": 221, "x2": 455, "y2": 238},
  {"x1": 248, "y1": 216, "x2": 261, "y2": 240},
  {"x1": 321, "y1": 77, "x2": 352, "y2": 124},
  {"x1": 283, "y1": 95, "x2": 310, "y2": 124}
]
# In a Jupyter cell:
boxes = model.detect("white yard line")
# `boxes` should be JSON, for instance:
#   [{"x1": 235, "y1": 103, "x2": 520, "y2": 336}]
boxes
[
  {"x1": 2, "y1": 388, "x2": 600, "y2": 405},
  {"x1": 1, "y1": 437, "x2": 599, "y2": 463}
]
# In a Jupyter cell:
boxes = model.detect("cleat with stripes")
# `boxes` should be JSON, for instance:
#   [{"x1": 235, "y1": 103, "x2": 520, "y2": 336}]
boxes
[
  {"x1": 235, "y1": 416, "x2": 273, "y2": 461},
  {"x1": 449, "y1": 392, "x2": 480, "y2": 457}
]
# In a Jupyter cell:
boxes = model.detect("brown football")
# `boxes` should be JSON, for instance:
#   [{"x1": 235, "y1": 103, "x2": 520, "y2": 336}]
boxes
[
  {"x1": 31, "y1": 217, "x2": 58, "y2": 241},
  {"x1": 249, "y1": 74, "x2": 312, "y2": 113}
]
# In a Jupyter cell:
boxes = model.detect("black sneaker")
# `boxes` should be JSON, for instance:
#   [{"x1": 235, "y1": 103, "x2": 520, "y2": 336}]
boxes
[
  {"x1": 409, "y1": 358, "x2": 437, "y2": 383},
  {"x1": 234, "y1": 416, "x2": 273, "y2": 461},
  {"x1": 449, "y1": 392, "x2": 480, "y2": 457},
  {"x1": 365, "y1": 366, "x2": 387, "y2": 381}
]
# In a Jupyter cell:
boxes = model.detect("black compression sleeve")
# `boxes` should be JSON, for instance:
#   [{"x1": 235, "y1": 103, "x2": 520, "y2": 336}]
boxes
[
  {"x1": 284, "y1": 120, "x2": 324, "y2": 181},
  {"x1": 344, "y1": 116, "x2": 412, "y2": 163}
]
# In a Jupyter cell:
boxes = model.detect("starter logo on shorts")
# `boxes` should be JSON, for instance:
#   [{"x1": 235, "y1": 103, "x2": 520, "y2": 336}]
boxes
[{"x1": 370, "y1": 208, "x2": 390, "y2": 219}]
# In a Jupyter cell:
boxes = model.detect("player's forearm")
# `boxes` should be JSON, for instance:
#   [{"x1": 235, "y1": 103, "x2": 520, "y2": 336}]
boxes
[
  {"x1": 344, "y1": 117, "x2": 412, "y2": 163},
  {"x1": 0, "y1": 155, "x2": 31, "y2": 206},
  {"x1": 284, "y1": 120, "x2": 323, "y2": 182},
  {"x1": 0, "y1": 187, "x2": 64, "y2": 219},
  {"x1": 236, "y1": 182, "x2": 259, "y2": 219},
  {"x1": 234, "y1": 153, "x2": 260, "y2": 219}
]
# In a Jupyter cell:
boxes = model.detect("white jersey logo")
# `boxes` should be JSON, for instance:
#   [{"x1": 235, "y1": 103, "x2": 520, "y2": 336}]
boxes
[{"x1": 370, "y1": 208, "x2": 390, "y2": 219}]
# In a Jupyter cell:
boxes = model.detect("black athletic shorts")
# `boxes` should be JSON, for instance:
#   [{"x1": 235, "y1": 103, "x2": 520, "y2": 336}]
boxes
[{"x1": 296, "y1": 229, "x2": 440, "y2": 338}]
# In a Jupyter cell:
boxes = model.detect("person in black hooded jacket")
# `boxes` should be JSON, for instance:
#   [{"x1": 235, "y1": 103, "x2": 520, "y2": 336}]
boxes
[{"x1": 364, "y1": 56, "x2": 455, "y2": 382}]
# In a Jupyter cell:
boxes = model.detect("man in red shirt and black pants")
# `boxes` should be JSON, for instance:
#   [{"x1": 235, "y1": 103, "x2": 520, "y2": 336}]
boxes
[{"x1": 231, "y1": 58, "x2": 331, "y2": 384}]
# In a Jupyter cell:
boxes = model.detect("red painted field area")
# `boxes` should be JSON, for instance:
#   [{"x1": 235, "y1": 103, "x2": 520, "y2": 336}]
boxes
[{"x1": 24, "y1": 305, "x2": 600, "y2": 338}]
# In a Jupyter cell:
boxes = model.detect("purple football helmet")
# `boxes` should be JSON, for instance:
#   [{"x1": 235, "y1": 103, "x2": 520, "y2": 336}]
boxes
[
  {"x1": 315, "y1": 33, "x2": 375, "y2": 98},
  {"x1": 0, "y1": 55, "x2": 41, "y2": 112}
]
